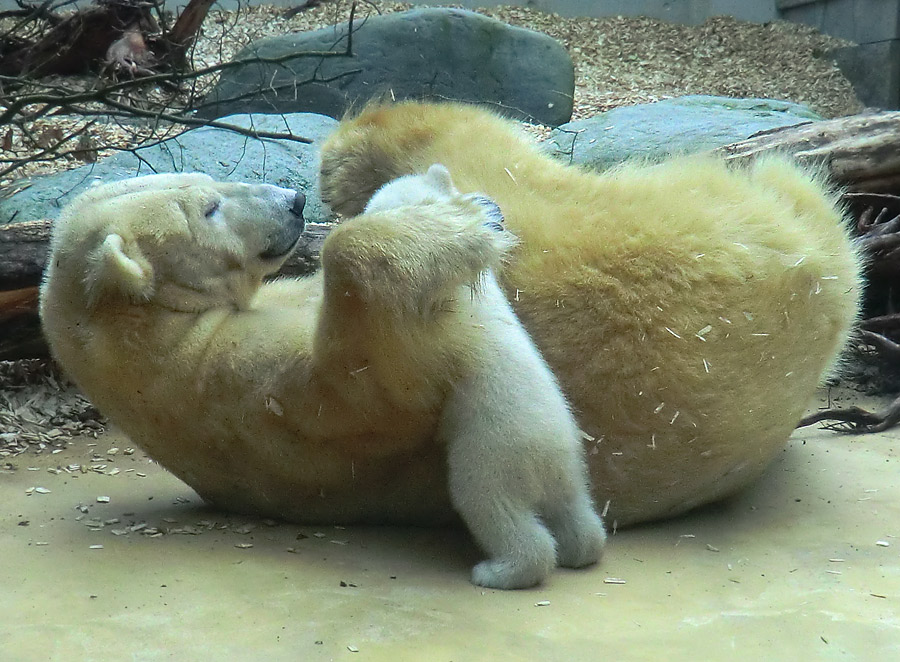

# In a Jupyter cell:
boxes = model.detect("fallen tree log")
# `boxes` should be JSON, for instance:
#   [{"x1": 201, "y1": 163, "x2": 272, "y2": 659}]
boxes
[
  {"x1": 2, "y1": 109, "x2": 900, "y2": 359},
  {"x1": 714, "y1": 111, "x2": 900, "y2": 194},
  {"x1": 0, "y1": 219, "x2": 51, "y2": 290},
  {"x1": 0, "y1": 288, "x2": 43, "y2": 360}
]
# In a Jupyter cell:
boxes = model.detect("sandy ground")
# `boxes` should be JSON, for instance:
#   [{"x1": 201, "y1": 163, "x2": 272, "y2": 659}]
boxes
[{"x1": 1, "y1": 390, "x2": 898, "y2": 661}]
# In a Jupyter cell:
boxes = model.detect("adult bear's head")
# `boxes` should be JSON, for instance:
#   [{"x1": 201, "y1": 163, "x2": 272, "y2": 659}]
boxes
[{"x1": 45, "y1": 173, "x2": 306, "y2": 313}]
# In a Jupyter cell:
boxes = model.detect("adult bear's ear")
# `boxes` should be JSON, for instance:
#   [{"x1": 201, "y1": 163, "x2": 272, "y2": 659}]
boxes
[{"x1": 85, "y1": 233, "x2": 154, "y2": 306}]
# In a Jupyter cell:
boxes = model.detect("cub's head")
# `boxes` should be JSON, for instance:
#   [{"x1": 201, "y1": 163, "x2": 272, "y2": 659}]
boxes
[
  {"x1": 366, "y1": 163, "x2": 505, "y2": 233},
  {"x1": 45, "y1": 173, "x2": 306, "y2": 312}
]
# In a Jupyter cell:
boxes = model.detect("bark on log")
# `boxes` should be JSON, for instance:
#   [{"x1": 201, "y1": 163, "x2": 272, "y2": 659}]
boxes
[
  {"x1": 0, "y1": 219, "x2": 51, "y2": 290},
  {"x1": 163, "y1": 0, "x2": 217, "y2": 66},
  {"x1": 714, "y1": 111, "x2": 900, "y2": 194},
  {"x1": 0, "y1": 288, "x2": 43, "y2": 360}
]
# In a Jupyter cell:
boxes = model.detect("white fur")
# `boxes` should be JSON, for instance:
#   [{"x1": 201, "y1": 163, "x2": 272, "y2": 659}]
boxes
[{"x1": 366, "y1": 165, "x2": 606, "y2": 589}]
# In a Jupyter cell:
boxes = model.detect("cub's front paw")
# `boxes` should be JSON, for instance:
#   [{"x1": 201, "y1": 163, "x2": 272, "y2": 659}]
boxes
[{"x1": 467, "y1": 194, "x2": 505, "y2": 233}]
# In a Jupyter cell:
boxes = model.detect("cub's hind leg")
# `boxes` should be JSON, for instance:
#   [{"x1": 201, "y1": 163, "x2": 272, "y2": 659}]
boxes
[
  {"x1": 446, "y1": 430, "x2": 558, "y2": 589},
  {"x1": 541, "y1": 483, "x2": 607, "y2": 569}
]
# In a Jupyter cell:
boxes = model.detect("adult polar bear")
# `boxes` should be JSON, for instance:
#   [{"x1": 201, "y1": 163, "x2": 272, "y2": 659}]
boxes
[
  {"x1": 319, "y1": 101, "x2": 864, "y2": 527},
  {"x1": 39, "y1": 100, "x2": 861, "y2": 553}
]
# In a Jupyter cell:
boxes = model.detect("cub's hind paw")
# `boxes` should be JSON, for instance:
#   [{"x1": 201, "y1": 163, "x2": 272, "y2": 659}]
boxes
[
  {"x1": 471, "y1": 557, "x2": 552, "y2": 590},
  {"x1": 553, "y1": 513, "x2": 607, "y2": 569}
]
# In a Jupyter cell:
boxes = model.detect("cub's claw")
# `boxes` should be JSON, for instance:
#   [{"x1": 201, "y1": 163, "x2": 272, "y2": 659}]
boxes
[{"x1": 469, "y1": 194, "x2": 505, "y2": 232}]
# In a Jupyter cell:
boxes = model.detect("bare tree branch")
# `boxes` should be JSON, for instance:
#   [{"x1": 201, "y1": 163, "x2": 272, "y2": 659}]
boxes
[
  {"x1": 1, "y1": 1, "x2": 365, "y2": 182},
  {"x1": 0, "y1": 48, "x2": 358, "y2": 124}
]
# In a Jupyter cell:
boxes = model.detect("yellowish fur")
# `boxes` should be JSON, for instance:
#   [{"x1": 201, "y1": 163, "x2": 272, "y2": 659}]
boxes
[{"x1": 320, "y1": 101, "x2": 864, "y2": 525}]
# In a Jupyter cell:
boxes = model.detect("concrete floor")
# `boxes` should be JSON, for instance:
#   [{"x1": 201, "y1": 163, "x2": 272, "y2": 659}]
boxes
[{"x1": 2, "y1": 395, "x2": 899, "y2": 661}]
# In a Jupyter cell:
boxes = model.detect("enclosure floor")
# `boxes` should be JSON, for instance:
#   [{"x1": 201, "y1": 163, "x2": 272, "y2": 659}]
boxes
[{"x1": 2, "y1": 393, "x2": 899, "y2": 661}]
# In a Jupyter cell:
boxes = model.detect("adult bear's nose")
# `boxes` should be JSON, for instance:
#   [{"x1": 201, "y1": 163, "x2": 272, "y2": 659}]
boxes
[{"x1": 291, "y1": 191, "x2": 306, "y2": 217}]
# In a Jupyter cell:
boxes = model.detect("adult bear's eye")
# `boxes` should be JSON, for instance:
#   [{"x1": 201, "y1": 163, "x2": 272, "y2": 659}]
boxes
[{"x1": 204, "y1": 200, "x2": 220, "y2": 218}]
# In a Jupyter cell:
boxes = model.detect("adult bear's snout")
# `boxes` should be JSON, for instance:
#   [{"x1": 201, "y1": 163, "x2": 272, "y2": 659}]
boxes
[{"x1": 260, "y1": 191, "x2": 306, "y2": 261}]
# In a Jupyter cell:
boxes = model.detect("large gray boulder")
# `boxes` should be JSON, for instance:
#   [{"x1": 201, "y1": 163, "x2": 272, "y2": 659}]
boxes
[
  {"x1": 0, "y1": 113, "x2": 337, "y2": 226},
  {"x1": 545, "y1": 96, "x2": 822, "y2": 169},
  {"x1": 198, "y1": 8, "x2": 574, "y2": 126}
]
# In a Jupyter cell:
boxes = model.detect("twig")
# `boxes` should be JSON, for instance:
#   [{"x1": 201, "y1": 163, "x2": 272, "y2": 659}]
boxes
[
  {"x1": 188, "y1": 66, "x2": 362, "y2": 113},
  {"x1": 797, "y1": 330, "x2": 900, "y2": 433},
  {"x1": 0, "y1": 121, "x2": 97, "y2": 178},
  {"x1": 859, "y1": 329, "x2": 900, "y2": 361},
  {"x1": 0, "y1": 48, "x2": 356, "y2": 125},
  {"x1": 0, "y1": 0, "x2": 72, "y2": 35},
  {"x1": 797, "y1": 393, "x2": 900, "y2": 433}
]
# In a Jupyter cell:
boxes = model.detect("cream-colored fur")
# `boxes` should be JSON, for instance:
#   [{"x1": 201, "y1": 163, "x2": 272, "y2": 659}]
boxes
[
  {"x1": 320, "y1": 101, "x2": 865, "y2": 527},
  {"x1": 365, "y1": 164, "x2": 605, "y2": 588}
]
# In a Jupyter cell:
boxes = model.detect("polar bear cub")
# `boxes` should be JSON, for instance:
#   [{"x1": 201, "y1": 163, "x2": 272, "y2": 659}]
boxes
[{"x1": 365, "y1": 164, "x2": 606, "y2": 589}]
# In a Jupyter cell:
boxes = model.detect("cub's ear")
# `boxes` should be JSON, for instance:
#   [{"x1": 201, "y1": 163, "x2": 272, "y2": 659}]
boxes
[
  {"x1": 424, "y1": 163, "x2": 457, "y2": 194},
  {"x1": 85, "y1": 233, "x2": 154, "y2": 306}
]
